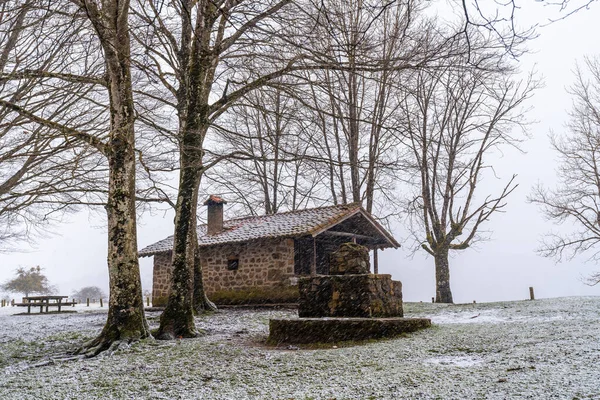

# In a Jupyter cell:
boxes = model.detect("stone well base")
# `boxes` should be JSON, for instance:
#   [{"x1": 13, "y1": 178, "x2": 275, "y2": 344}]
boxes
[
  {"x1": 299, "y1": 274, "x2": 403, "y2": 318},
  {"x1": 267, "y1": 317, "x2": 431, "y2": 344}
]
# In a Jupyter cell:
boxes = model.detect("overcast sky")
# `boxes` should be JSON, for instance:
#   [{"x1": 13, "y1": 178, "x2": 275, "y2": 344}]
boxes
[{"x1": 1, "y1": 2, "x2": 600, "y2": 303}]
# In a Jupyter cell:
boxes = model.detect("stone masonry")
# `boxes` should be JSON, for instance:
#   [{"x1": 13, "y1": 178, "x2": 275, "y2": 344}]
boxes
[
  {"x1": 298, "y1": 243, "x2": 403, "y2": 318},
  {"x1": 330, "y1": 242, "x2": 371, "y2": 275},
  {"x1": 269, "y1": 243, "x2": 429, "y2": 345},
  {"x1": 152, "y1": 252, "x2": 173, "y2": 305},
  {"x1": 298, "y1": 274, "x2": 403, "y2": 318},
  {"x1": 152, "y1": 238, "x2": 296, "y2": 306}
]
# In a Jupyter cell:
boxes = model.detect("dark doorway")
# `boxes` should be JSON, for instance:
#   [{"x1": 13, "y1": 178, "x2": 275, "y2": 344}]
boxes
[{"x1": 294, "y1": 236, "x2": 350, "y2": 275}]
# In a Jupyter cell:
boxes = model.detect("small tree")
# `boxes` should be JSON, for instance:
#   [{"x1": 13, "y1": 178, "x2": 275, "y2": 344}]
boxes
[
  {"x1": 1, "y1": 266, "x2": 55, "y2": 297},
  {"x1": 72, "y1": 286, "x2": 106, "y2": 302}
]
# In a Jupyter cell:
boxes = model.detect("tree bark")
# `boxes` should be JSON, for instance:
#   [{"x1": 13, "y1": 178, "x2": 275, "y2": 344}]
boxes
[
  {"x1": 193, "y1": 242, "x2": 216, "y2": 313},
  {"x1": 156, "y1": 0, "x2": 223, "y2": 338},
  {"x1": 156, "y1": 144, "x2": 202, "y2": 339},
  {"x1": 434, "y1": 247, "x2": 454, "y2": 304},
  {"x1": 78, "y1": 0, "x2": 149, "y2": 355}
]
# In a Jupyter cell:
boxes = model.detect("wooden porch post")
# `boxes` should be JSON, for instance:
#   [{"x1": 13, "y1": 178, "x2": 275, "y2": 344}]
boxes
[
  {"x1": 373, "y1": 248, "x2": 379, "y2": 274},
  {"x1": 311, "y1": 237, "x2": 317, "y2": 276}
]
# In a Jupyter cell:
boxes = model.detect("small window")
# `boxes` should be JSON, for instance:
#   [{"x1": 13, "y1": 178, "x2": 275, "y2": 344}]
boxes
[{"x1": 227, "y1": 258, "x2": 239, "y2": 271}]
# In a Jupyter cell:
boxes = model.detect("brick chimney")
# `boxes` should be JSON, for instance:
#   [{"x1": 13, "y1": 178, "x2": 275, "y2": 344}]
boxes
[{"x1": 204, "y1": 195, "x2": 227, "y2": 235}]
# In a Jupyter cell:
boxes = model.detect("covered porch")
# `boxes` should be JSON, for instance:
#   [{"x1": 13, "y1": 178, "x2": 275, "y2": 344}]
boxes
[{"x1": 293, "y1": 209, "x2": 399, "y2": 276}]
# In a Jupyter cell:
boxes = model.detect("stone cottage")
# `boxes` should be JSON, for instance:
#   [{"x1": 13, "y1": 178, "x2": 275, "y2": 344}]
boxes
[{"x1": 139, "y1": 196, "x2": 400, "y2": 306}]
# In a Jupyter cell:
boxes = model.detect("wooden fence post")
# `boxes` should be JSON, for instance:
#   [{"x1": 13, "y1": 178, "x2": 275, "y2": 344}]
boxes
[
  {"x1": 100, "y1": 298, "x2": 103, "y2": 307},
  {"x1": 147, "y1": 297, "x2": 150, "y2": 307},
  {"x1": 529, "y1": 287, "x2": 535, "y2": 301},
  {"x1": 86, "y1": 298, "x2": 90, "y2": 307}
]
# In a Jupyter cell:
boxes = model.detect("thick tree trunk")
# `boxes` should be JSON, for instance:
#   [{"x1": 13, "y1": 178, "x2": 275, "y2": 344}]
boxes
[
  {"x1": 193, "y1": 243, "x2": 216, "y2": 313},
  {"x1": 156, "y1": 148, "x2": 201, "y2": 339},
  {"x1": 77, "y1": 0, "x2": 150, "y2": 356},
  {"x1": 82, "y1": 148, "x2": 149, "y2": 354},
  {"x1": 434, "y1": 248, "x2": 454, "y2": 304},
  {"x1": 157, "y1": 2, "x2": 221, "y2": 337}
]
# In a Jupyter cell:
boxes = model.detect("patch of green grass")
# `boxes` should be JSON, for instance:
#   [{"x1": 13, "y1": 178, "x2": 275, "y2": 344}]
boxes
[{"x1": 209, "y1": 286, "x2": 299, "y2": 305}]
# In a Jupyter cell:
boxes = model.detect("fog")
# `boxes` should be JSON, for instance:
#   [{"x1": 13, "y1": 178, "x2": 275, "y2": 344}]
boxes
[{"x1": 1, "y1": 3, "x2": 599, "y2": 303}]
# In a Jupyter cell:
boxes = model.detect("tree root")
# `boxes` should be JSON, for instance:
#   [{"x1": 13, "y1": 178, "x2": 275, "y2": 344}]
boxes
[
  {"x1": 195, "y1": 295, "x2": 217, "y2": 314},
  {"x1": 76, "y1": 336, "x2": 132, "y2": 357},
  {"x1": 155, "y1": 325, "x2": 200, "y2": 341},
  {"x1": 75, "y1": 327, "x2": 152, "y2": 358}
]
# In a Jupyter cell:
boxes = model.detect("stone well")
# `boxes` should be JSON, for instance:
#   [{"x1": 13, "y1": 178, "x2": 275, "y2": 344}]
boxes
[
  {"x1": 268, "y1": 243, "x2": 431, "y2": 345},
  {"x1": 298, "y1": 274, "x2": 403, "y2": 318}
]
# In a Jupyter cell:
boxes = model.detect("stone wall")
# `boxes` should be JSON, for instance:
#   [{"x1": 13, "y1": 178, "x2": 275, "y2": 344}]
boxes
[
  {"x1": 298, "y1": 274, "x2": 403, "y2": 318},
  {"x1": 152, "y1": 238, "x2": 297, "y2": 306},
  {"x1": 152, "y1": 252, "x2": 173, "y2": 306}
]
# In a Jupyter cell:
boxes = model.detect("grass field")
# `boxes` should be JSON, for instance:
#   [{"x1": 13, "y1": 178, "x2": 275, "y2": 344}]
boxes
[{"x1": 1, "y1": 297, "x2": 599, "y2": 399}]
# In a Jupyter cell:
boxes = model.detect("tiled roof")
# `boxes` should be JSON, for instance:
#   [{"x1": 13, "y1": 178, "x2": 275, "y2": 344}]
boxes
[{"x1": 138, "y1": 203, "x2": 398, "y2": 257}]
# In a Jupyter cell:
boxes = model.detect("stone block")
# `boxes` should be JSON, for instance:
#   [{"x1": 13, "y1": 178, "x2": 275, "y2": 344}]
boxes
[
  {"x1": 268, "y1": 317, "x2": 431, "y2": 344},
  {"x1": 329, "y1": 243, "x2": 371, "y2": 275},
  {"x1": 298, "y1": 274, "x2": 403, "y2": 318}
]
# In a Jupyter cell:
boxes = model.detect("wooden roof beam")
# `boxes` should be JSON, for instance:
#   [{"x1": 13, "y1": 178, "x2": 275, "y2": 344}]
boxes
[{"x1": 318, "y1": 230, "x2": 378, "y2": 242}]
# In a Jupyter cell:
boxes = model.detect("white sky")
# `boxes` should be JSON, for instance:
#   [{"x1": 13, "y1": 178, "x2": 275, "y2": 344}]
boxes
[{"x1": 1, "y1": 2, "x2": 600, "y2": 303}]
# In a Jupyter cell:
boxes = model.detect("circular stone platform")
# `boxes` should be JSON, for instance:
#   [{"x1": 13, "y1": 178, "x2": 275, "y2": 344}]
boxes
[{"x1": 268, "y1": 317, "x2": 431, "y2": 344}]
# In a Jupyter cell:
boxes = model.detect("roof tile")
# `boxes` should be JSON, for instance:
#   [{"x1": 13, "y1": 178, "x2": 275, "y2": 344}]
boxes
[{"x1": 138, "y1": 203, "x2": 395, "y2": 257}]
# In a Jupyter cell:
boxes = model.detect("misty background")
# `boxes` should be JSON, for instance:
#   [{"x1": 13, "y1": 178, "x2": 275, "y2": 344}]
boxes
[{"x1": 1, "y1": 2, "x2": 599, "y2": 303}]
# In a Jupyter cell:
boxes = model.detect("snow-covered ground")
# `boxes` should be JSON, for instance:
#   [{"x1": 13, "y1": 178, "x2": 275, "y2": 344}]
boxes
[{"x1": 1, "y1": 297, "x2": 599, "y2": 399}]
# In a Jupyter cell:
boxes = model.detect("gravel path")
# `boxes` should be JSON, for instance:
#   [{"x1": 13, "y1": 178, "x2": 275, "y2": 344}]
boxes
[{"x1": 0, "y1": 297, "x2": 599, "y2": 399}]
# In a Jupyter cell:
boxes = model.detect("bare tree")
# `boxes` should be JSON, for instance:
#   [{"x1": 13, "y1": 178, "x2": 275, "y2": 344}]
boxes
[
  {"x1": 72, "y1": 286, "x2": 107, "y2": 302},
  {"x1": 204, "y1": 86, "x2": 321, "y2": 215},
  {"x1": 203, "y1": 0, "x2": 454, "y2": 223},
  {"x1": 0, "y1": 1, "x2": 107, "y2": 250},
  {"x1": 530, "y1": 56, "x2": 600, "y2": 285},
  {"x1": 398, "y1": 57, "x2": 537, "y2": 303},
  {"x1": 296, "y1": 0, "x2": 414, "y2": 214},
  {"x1": 70, "y1": 0, "x2": 151, "y2": 354},
  {"x1": 0, "y1": 0, "x2": 150, "y2": 355},
  {"x1": 131, "y1": 0, "x2": 315, "y2": 339},
  {"x1": 129, "y1": 0, "x2": 536, "y2": 338}
]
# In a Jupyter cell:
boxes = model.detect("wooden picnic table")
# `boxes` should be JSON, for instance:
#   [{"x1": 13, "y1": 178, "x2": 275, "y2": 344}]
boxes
[{"x1": 14, "y1": 296, "x2": 76, "y2": 314}]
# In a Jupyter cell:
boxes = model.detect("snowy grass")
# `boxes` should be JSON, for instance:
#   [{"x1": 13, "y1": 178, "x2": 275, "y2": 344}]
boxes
[{"x1": 1, "y1": 297, "x2": 599, "y2": 399}]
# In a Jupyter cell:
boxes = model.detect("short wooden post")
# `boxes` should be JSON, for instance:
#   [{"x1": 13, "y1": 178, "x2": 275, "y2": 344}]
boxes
[
  {"x1": 373, "y1": 248, "x2": 379, "y2": 275},
  {"x1": 11, "y1": 299, "x2": 15, "y2": 306},
  {"x1": 1, "y1": 299, "x2": 4, "y2": 307},
  {"x1": 86, "y1": 298, "x2": 90, "y2": 307},
  {"x1": 529, "y1": 287, "x2": 535, "y2": 301},
  {"x1": 147, "y1": 297, "x2": 150, "y2": 307},
  {"x1": 310, "y1": 237, "x2": 317, "y2": 276},
  {"x1": 432, "y1": 297, "x2": 435, "y2": 303},
  {"x1": 100, "y1": 298, "x2": 103, "y2": 307}
]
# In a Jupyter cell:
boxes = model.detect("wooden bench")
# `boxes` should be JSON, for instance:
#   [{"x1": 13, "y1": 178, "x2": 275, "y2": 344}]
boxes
[{"x1": 14, "y1": 296, "x2": 76, "y2": 314}]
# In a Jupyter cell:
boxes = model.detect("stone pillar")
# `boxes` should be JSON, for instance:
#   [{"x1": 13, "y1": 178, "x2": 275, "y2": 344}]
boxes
[{"x1": 329, "y1": 242, "x2": 370, "y2": 275}]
